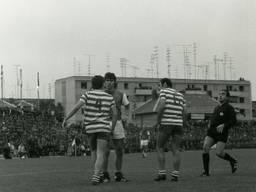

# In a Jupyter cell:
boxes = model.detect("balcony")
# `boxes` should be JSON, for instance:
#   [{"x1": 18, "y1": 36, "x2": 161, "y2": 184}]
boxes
[
  {"x1": 135, "y1": 88, "x2": 152, "y2": 95},
  {"x1": 230, "y1": 91, "x2": 248, "y2": 97}
]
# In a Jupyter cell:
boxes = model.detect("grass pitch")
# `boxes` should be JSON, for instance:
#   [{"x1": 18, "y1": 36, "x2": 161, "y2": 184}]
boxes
[{"x1": 0, "y1": 149, "x2": 256, "y2": 192}]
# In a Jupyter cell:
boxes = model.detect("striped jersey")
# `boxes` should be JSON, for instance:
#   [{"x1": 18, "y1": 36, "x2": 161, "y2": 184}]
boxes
[
  {"x1": 80, "y1": 90, "x2": 115, "y2": 133},
  {"x1": 159, "y1": 88, "x2": 186, "y2": 126}
]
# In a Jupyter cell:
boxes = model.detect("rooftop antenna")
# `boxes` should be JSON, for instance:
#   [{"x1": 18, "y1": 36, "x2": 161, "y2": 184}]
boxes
[
  {"x1": 129, "y1": 64, "x2": 139, "y2": 77},
  {"x1": 166, "y1": 46, "x2": 171, "y2": 78},
  {"x1": 223, "y1": 52, "x2": 228, "y2": 80},
  {"x1": 120, "y1": 58, "x2": 128, "y2": 77},
  {"x1": 228, "y1": 57, "x2": 234, "y2": 80},
  {"x1": 175, "y1": 67, "x2": 178, "y2": 78},
  {"x1": 1, "y1": 65, "x2": 3, "y2": 100},
  {"x1": 84, "y1": 54, "x2": 95, "y2": 76},
  {"x1": 182, "y1": 45, "x2": 193, "y2": 80},
  {"x1": 193, "y1": 42, "x2": 198, "y2": 79},
  {"x1": 48, "y1": 83, "x2": 51, "y2": 99},
  {"x1": 14, "y1": 65, "x2": 21, "y2": 98},
  {"x1": 20, "y1": 68, "x2": 22, "y2": 99},
  {"x1": 146, "y1": 68, "x2": 153, "y2": 78},
  {"x1": 37, "y1": 72, "x2": 40, "y2": 108},
  {"x1": 213, "y1": 55, "x2": 223, "y2": 80},
  {"x1": 106, "y1": 53, "x2": 110, "y2": 72},
  {"x1": 150, "y1": 53, "x2": 154, "y2": 78},
  {"x1": 153, "y1": 46, "x2": 159, "y2": 78},
  {"x1": 176, "y1": 44, "x2": 192, "y2": 80},
  {"x1": 73, "y1": 57, "x2": 77, "y2": 75}
]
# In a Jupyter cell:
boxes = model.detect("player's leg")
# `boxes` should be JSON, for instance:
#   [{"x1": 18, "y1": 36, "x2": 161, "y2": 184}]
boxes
[
  {"x1": 113, "y1": 138, "x2": 128, "y2": 182},
  {"x1": 216, "y1": 141, "x2": 238, "y2": 173},
  {"x1": 102, "y1": 142, "x2": 111, "y2": 182},
  {"x1": 140, "y1": 140, "x2": 144, "y2": 158},
  {"x1": 91, "y1": 133, "x2": 109, "y2": 185},
  {"x1": 201, "y1": 136, "x2": 215, "y2": 176},
  {"x1": 141, "y1": 143, "x2": 147, "y2": 158},
  {"x1": 143, "y1": 144, "x2": 148, "y2": 158},
  {"x1": 88, "y1": 133, "x2": 97, "y2": 164},
  {"x1": 88, "y1": 133, "x2": 99, "y2": 184},
  {"x1": 170, "y1": 134, "x2": 182, "y2": 181},
  {"x1": 155, "y1": 127, "x2": 170, "y2": 181}
]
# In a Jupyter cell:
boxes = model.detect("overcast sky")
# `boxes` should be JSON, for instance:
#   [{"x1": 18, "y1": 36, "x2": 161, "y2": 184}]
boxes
[{"x1": 0, "y1": 0, "x2": 255, "y2": 99}]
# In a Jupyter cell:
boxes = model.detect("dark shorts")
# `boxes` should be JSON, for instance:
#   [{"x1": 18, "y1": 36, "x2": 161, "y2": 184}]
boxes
[
  {"x1": 87, "y1": 132, "x2": 110, "y2": 151},
  {"x1": 207, "y1": 128, "x2": 229, "y2": 143},
  {"x1": 157, "y1": 125, "x2": 183, "y2": 148},
  {"x1": 159, "y1": 124, "x2": 183, "y2": 136},
  {"x1": 108, "y1": 138, "x2": 125, "y2": 150}
]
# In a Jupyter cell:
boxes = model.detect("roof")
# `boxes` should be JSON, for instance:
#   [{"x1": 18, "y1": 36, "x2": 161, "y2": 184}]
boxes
[
  {"x1": 134, "y1": 99, "x2": 158, "y2": 115},
  {"x1": 56, "y1": 75, "x2": 251, "y2": 85},
  {"x1": 0, "y1": 100, "x2": 17, "y2": 109},
  {"x1": 134, "y1": 93, "x2": 219, "y2": 116},
  {"x1": 16, "y1": 100, "x2": 34, "y2": 108}
]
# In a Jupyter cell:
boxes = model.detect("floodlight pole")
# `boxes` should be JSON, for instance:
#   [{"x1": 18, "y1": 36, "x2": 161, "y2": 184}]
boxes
[
  {"x1": 1, "y1": 65, "x2": 3, "y2": 100},
  {"x1": 37, "y1": 72, "x2": 40, "y2": 108}
]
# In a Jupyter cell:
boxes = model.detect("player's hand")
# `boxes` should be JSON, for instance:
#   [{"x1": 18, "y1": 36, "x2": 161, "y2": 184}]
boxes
[{"x1": 216, "y1": 124, "x2": 224, "y2": 133}]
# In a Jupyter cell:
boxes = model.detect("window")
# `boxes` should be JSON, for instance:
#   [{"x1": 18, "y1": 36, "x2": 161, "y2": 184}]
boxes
[
  {"x1": 226, "y1": 85, "x2": 233, "y2": 91},
  {"x1": 81, "y1": 81, "x2": 87, "y2": 89},
  {"x1": 203, "y1": 85, "x2": 208, "y2": 91},
  {"x1": 240, "y1": 109, "x2": 245, "y2": 116},
  {"x1": 124, "y1": 83, "x2": 129, "y2": 89},
  {"x1": 229, "y1": 96, "x2": 238, "y2": 103},
  {"x1": 239, "y1": 97, "x2": 245, "y2": 103},
  {"x1": 239, "y1": 86, "x2": 244, "y2": 92}
]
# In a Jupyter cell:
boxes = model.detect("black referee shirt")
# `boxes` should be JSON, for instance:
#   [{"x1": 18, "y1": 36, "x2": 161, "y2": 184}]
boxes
[{"x1": 210, "y1": 102, "x2": 237, "y2": 130}]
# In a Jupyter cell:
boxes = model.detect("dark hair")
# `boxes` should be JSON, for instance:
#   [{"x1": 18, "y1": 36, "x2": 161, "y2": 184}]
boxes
[
  {"x1": 104, "y1": 72, "x2": 116, "y2": 82},
  {"x1": 222, "y1": 89, "x2": 230, "y2": 97},
  {"x1": 104, "y1": 72, "x2": 117, "y2": 88},
  {"x1": 91, "y1": 75, "x2": 104, "y2": 89},
  {"x1": 160, "y1": 78, "x2": 172, "y2": 88}
]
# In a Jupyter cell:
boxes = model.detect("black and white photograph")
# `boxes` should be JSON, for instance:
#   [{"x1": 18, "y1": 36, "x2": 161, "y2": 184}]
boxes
[{"x1": 0, "y1": 0, "x2": 255, "y2": 191}]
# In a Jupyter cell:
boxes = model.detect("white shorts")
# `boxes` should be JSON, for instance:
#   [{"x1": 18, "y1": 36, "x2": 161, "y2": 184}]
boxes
[
  {"x1": 111, "y1": 120, "x2": 125, "y2": 139},
  {"x1": 140, "y1": 140, "x2": 149, "y2": 148}
]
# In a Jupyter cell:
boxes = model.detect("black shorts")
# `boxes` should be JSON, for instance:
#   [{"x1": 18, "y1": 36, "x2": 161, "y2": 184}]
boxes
[
  {"x1": 207, "y1": 128, "x2": 229, "y2": 143},
  {"x1": 159, "y1": 124, "x2": 183, "y2": 136},
  {"x1": 157, "y1": 125, "x2": 183, "y2": 148},
  {"x1": 87, "y1": 132, "x2": 110, "y2": 151}
]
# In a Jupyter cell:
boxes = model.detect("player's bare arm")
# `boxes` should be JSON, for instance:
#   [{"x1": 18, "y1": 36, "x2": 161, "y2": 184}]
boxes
[{"x1": 62, "y1": 99, "x2": 85, "y2": 128}]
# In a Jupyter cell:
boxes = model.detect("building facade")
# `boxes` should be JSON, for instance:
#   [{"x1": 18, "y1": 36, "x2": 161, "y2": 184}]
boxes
[{"x1": 55, "y1": 76, "x2": 252, "y2": 122}]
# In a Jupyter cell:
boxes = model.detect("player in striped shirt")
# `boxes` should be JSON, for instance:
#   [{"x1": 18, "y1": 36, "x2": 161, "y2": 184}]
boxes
[
  {"x1": 154, "y1": 78, "x2": 186, "y2": 182},
  {"x1": 62, "y1": 75, "x2": 117, "y2": 185}
]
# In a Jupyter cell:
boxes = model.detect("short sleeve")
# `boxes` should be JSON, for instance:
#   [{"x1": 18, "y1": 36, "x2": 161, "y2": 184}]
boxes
[
  {"x1": 80, "y1": 92, "x2": 88, "y2": 103},
  {"x1": 159, "y1": 89, "x2": 166, "y2": 100},
  {"x1": 110, "y1": 97, "x2": 115, "y2": 107}
]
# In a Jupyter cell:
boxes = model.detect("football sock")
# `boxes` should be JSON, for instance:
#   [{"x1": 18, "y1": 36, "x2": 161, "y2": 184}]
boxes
[
  {"x1": 171, "y1": 170, "x2": 179, "y2": 181},
  {"x1": 202, "y1": 153, "x2": 210, "y2": 174},
  {"x1": 158, "y1": 170, "x2": 166, "y2": 176},
  {"x1": 219, "y1": 153, "x2": 237, "y2": 163}
]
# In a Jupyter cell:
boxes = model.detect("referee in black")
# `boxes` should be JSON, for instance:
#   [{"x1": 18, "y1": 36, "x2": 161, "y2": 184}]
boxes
[{"x1": 201, "y1": 90, "x2": 237, "y2": 176}]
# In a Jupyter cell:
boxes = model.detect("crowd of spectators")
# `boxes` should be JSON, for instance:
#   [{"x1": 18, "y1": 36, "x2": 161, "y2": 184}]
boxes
[{"x1": 1, "y1": 106, "x2": 256, "y2": 159}]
